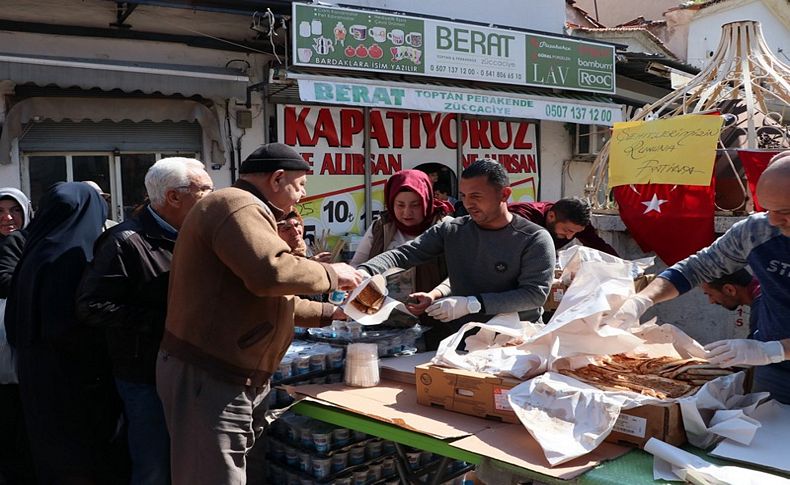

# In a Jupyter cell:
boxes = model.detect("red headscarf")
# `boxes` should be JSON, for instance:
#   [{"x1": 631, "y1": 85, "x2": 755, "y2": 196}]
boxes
[{"x1": 384, "y1": 170, "x2": 454, "y2": 236}]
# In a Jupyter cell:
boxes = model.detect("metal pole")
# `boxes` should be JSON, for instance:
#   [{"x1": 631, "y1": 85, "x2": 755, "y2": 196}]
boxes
[
  {"x1": 363, "y1": 107, "x2": 372, "y2": 230},
  {"x1": 455, "y1": 114, "x2": 464, "y2": 195}
]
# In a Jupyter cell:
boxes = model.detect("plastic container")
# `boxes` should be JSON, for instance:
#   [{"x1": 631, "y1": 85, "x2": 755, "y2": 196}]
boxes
[
  {"x1": 382, "y1": 457, "x2": 396, "y2": 476},
  {"x1": 406, "y1": 451, "x2": 421, "y2": 470},
  {"x1": 285, "y1": 446, "x2": 298, "y2": 467},
  {"x1": 331, "y1": 450, "x2": 349, "y2": 473},
  {"x1": 352, "y1": 430, "x2": 367, "y2": 441},
  {"x1": 352, "y1": 468, "x2": 368, "y2": 485},
  {"x1": 294, "y1": 355, "x2": 311, "y2": 375},
  {"x1": 298, "y1": 452, "x2": 312, "y2": 473},
  {"x1": 368, "y1": 462, "x2": 383, "y2": 481},
  {"x1": 327, "y1": 348, "x2": 344, "y2": 369},
  {"x1": 312, "y1": 430, "x2": 332, "y2": 453},
  {"x1": 349, "y1": 446, "x2": 366, "y2": 465},
  {"x1": 366, "y1": 440, "x2": 382, "y2": 459},
  {"x1": 344, "y1": 343, "x2": 380, "y2": 387},
  {"x1": 333, "y1": 428, "x2": 351, "y2": 447},
  {"x1": 312, "y1": 457, "x2": 332, "y2": 480},
  {"x1": 309, "y1": 353, "x2": 327, "y2": 372}
]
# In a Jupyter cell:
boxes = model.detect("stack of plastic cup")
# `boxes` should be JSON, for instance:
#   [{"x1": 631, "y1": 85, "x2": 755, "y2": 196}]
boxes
[{"x1": 344, "y1": 343, "x2": 379, "y2": 387}]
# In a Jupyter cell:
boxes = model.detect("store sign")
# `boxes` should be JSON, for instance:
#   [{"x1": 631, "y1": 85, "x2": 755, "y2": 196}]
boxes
[
  {"x1": 277, "y1": 104, "x2": 539, "y2": 238},
  {"x1": 298, "y1": 79, "x2": 622, "y2": 126},
  {"x1": 292, "y1": 4, "x2": 616, "y2": 94},
  {"x1": 526, "y1": 34, "x2": 615, "y2": 92}
]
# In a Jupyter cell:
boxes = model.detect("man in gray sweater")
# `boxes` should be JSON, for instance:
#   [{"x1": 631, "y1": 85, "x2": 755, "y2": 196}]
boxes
[{"x1": 359, "y1": 159, "x2": 555, "y2": 349}]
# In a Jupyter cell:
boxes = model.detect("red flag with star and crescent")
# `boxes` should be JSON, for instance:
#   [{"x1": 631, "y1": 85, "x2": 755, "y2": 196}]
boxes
[
  {"x1": 738, "y1": 150, "x2": 780, "y2": 212},
  {"x1": 613, "y1": 182, "x2": 715, "y2": 265}
]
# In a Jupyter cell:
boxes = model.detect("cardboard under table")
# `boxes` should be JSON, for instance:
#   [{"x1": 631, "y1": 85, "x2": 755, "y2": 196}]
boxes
[{"x1": 290, "y1": 380, "x2": 631, "y2": 481}]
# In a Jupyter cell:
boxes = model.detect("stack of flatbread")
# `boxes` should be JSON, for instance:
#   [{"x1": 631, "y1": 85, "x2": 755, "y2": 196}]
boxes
[{"x1": 559, "y1": 354, "x2": 733, "y2": 399}]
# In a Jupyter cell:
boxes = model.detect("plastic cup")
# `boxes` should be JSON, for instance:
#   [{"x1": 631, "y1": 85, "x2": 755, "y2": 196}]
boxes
[
  {"x1": 298, "y1": 452, "x2": 312, "y2": 473},
  {"x1": 368, "y1": 462, "x2": 383, "y2": 481},
  {"x1": 421, "y1": 451, "x2": 433, "y2": 464},
  {"x1": 294, "y1": 355, "x2": 311, "y2": 375},
  {"x1": 309, "y1": 353, "x2": 327, "y2": 372},
  {"x1": 352, "y1": 468, "x2": 368, "y2": 485},
  {"x1": 406, "y1": 451, "x2": 421, "y2": 470},
  {"x1": 331, "y1": 450, "x2": 349, "y2": 473},
  {"x1": 327, "y1": 348, "x2": 344, "y2": 369},
  {"x1": 333, "y1": 428, "x2": 351, "y2": 447},
  {"x1": 334, "y1": 476, "x2": 352, "y2": 485},
  {"x1": 382, "y1": 440, "x2": 396, "y2": 454},
  {"x1": 285, "y1": 446, "x2": 298, "y2": 467},
  {"x1": 300, "y1": 426, "x2": 314, "y2": 449},
  {"x1": 382, "y1": 457, "x2": 396, "y2": 476},
  {"x1": 312, "y1": 431, "x2": 332, "y2": 453},
  {"x1": 349, "y1": 445, "x2": 366, "y2": 465},
  {"x1": 312, "y1": 457, "x2": 331, "y2": 480},
  {"x1": 366, "y1": 440, "x2": 382, "y2": 459}
]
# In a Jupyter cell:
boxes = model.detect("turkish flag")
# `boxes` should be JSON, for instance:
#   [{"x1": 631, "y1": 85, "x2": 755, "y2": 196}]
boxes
[
  {"x1": 613, "y1": 182, "x2": 715, "y2": 265},
  {"x1": 738, "y1": 150, "x2": 780, "y2": 212}
]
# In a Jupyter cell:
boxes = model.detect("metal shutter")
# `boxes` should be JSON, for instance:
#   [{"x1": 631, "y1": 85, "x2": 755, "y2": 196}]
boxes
[{"x1": 19, "y1": 120, "x2": 202, "y2": 152}]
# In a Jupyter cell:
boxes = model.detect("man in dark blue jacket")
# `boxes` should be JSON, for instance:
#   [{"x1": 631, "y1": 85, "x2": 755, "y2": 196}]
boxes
[{"x1": 77, "y1": 158, "x2": 213, "y2": 485}]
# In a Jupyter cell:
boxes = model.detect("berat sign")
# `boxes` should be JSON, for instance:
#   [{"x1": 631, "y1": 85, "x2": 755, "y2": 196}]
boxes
[{"x1": 282, "y1": 106, "x2": 537, "y2": 176}]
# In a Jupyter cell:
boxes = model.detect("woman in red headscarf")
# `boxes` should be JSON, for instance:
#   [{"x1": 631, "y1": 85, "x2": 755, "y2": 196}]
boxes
[{"x1": 351, "y1": 170, "x2": 453, "y2": 326}]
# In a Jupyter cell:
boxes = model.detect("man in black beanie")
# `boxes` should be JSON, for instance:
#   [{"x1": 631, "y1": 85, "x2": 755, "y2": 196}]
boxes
[{"x1": 157, "y1": 143, "x2": 364, "y2": 485}]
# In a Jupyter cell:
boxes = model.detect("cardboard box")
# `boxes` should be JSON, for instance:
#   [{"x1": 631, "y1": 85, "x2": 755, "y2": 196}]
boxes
[
  {"x1": 415, "y1": 363, "x2": 522, "y2": 424},
  {"x1": 605, "y1": 403, "x2": 686, "y2": 448},
  {"x1": 416, "y1": 364, "x2": 687, "y2": 449}
]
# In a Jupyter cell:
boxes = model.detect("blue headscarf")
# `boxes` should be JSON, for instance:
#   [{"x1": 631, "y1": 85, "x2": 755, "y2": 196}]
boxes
[{"x1": 5, "y1": 182, "x2": 107, "y2": 346}]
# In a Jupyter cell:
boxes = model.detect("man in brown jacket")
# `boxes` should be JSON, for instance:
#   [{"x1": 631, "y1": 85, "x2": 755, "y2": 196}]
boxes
[{"x1": 156, "y1": 143, "x2": 363, "y2": 485}]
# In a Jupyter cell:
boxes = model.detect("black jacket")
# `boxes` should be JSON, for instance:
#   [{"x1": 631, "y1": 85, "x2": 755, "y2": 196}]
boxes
[
  {"x1": 0, "y1": 231, "x2": 26, "y2": 298},
  {"x1": 76, "y1": 207, "x2": 176, "y2": 384}
]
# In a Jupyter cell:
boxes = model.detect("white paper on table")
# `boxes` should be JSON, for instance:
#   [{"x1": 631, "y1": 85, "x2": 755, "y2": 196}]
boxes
[
  {"x1": 711, "y1": 400, "x2": 790, "y2": 474},
  {"x1": 432, "y1": 313, "x2": 547, "y2": 379},
  {"x1": 679, "y1": 371, "x2": 770, "y2": 448},
  {"x1": 342, "y1": 276, "x2": 412, "y2": 326},
  {"x1": 645, "y1": 438, "x2": 790, "y2": 484}
]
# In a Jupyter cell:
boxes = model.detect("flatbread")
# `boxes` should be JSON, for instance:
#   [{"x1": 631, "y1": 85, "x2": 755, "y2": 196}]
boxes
[{"x1": 560, "y1": 353, "x2": 733, "y2": 400}]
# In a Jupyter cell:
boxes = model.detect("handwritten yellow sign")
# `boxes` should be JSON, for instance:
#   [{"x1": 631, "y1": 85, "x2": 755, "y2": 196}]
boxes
[{"x1": 608, "y1": 114, "x2": 723, "y2": 187}]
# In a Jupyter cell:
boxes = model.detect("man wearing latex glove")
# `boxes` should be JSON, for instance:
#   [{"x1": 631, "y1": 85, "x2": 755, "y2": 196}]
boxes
[
  {"x1": 425, "y1": 296, "x2": 481, "y2": 323},
  {"x1": 705, "y1": 339, "x2": 787, "y2": 367},
  {"x1": 629, "y1": 152, "x2": 790, "y2": 403},
  {"x1": 359, "y1": 160, "x2": 555, "y2": 350},
  {"x1": 608, "y1": 294, "x2": 653, "y2": 328}
]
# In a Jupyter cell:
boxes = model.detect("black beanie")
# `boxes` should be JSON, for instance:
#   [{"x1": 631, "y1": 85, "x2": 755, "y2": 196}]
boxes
[{"x1": 239, "y1": 143, "x2": 311, "y2": 173}]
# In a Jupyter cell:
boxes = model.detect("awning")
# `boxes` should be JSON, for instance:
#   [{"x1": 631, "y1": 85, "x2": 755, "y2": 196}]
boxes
[
  {"x1": 0, "y1": 52, "x2": 249, "y2": 99},
  {"x1": 0, "y1": 97, "x2": 225, "y2": 165},
  {"x1": 285, "y1": 72, "x2": 624, "y2": 126}
]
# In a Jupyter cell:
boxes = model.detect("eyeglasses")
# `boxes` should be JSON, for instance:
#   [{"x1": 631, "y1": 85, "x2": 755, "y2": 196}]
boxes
[{"x1": 175, "y1": 184, "x2": 214, "y2": 194}]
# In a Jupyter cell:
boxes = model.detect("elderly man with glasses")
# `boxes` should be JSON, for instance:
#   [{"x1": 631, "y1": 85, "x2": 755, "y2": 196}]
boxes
[{"x1": 76, "y1": 157, "x2": 213, "y2": 485}]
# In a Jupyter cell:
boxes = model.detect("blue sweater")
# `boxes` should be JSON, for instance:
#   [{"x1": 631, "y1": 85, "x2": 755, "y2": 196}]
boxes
[{"x1": 659, "y1": 213, "x2": 790, "y2": 402}]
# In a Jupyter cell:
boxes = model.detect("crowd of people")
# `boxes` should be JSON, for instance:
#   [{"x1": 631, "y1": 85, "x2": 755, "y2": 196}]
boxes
[{"x1": 0, "y1": 143, "x2": 787, "y2": 485}]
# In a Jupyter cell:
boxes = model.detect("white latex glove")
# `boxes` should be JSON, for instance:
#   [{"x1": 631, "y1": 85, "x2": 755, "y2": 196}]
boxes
[
  {"x1": 609, "y1": 294, "x2": 653, "y2": 327},
  {"x1": 426, "y1": 296, "x2": 472, "y2": 322},
  {"x1": 704, "y1": 339, "x2": 786, "y2": 367}
]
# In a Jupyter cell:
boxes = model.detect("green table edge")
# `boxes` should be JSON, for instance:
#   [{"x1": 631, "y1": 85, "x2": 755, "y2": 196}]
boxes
[{"x1": 291, "y1": 400, "x2": 790, "y2": 484}]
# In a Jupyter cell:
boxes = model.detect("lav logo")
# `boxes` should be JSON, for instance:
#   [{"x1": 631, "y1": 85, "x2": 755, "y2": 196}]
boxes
[{"x1": 578, "y1": 69, "x2": 613, "y2": 90}]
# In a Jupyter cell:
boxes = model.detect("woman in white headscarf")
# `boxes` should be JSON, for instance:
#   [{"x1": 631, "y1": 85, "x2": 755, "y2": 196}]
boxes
[
  {"x1": 0, "y1": 187, "x2": 33, "y2": 483},
  {"x1": 0, "y1": 188, "x2": 32, "y2": 239}
]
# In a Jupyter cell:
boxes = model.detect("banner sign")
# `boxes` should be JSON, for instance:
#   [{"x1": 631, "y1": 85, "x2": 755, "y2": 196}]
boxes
[
  {"x1": 277, "y1": 104, "x2": 539, "y2": 239},
  {"x1": 292, "y1": 3, "x2": 616, "y2": 94},
  {"x1": 297, "y1": 78, "x2": 622, "y2": 126},
  {"x1": 608, "y1": 114, "x2": 723, "y2": 187}
]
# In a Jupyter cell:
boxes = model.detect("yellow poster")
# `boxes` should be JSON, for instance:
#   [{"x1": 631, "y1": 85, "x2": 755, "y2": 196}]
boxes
[{"x1": 608, "y1": 114, "x2": 723, "y2": 187}]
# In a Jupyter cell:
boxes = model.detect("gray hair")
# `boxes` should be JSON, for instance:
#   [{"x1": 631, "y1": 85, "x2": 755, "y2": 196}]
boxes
[{"x1": 145, "y1": 157, "x2": 207, "y2": 207}]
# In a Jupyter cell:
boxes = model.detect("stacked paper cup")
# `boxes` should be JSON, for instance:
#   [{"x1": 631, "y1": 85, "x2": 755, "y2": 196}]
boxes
[{"x1": 344, "y1": 343, "x2": 380, "y2": 387}]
